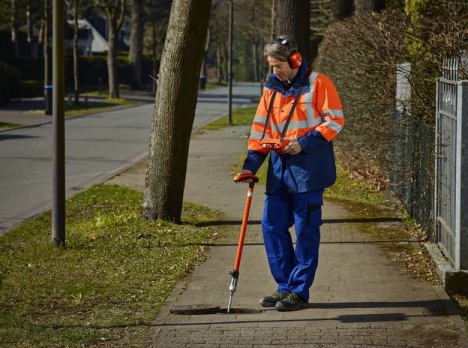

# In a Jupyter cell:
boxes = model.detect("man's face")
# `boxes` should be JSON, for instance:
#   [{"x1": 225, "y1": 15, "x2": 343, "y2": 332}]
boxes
[{"x1": 267, "y1": 56, "x2": 294, "y2": 82}]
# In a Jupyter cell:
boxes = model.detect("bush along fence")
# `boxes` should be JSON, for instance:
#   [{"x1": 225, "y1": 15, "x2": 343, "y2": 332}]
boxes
[
  {"x1": 391, "y1": 62, "x2": 434, "y2": 239},
  {"x1": 392, "y1": 55, "x2": 468, "y2": 289}
]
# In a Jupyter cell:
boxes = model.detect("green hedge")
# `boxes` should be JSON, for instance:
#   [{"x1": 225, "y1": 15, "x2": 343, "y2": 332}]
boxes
[
  {"x1": 315, "y1": 11, "x2": 408, "y2": 189},
  {"x1": 20, "y1": 80, "x2": 44, "y2": 98},
  {"x1": 0, "y1": 61, "x2": 21, "y2": 102}
]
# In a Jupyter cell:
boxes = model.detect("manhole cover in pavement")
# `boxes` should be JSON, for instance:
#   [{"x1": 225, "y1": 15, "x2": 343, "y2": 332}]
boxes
[
  {"x1": 170, "y1": 304, "x2": 220, "y2": 315},
  {"x1": 170, "y1": 304, "x2": 262, "y2": 315}
]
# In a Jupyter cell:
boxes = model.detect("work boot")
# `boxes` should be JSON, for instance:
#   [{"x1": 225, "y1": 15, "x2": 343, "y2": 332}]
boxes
[
  {"x1": 259, "y1": 290, "x2": 290, "y2": 307},
  {"x1": 275, "y1": 292, "x2": 308, "y2": 311}
]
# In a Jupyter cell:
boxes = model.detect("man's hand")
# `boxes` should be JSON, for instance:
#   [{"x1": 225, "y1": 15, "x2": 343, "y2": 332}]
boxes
[
  {"x1": 284, "y1": 139, "x2": 302, "y2": 155},
  {"x1": 233, "y1": 170, "x2": 258, "y2": 184}
]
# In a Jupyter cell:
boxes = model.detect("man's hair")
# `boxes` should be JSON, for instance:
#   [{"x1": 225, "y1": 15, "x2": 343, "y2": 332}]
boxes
[{"x1": 263, "y1": 35, "x2": 298, "y2": 62}]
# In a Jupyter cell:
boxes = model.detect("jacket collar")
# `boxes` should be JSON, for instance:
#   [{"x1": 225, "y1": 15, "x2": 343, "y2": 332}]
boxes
[{"x1": 265, "y1": 58, "x2": 310, "y2": 96}]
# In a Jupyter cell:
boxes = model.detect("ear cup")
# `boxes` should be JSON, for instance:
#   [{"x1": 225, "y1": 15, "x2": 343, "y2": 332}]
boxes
[{"x1": 288, "y1": 51, "x2": 302, "y2": 69}]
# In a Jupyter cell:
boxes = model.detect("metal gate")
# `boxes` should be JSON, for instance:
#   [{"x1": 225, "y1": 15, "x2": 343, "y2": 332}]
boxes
[{"x1": 434, "y1": 56, "x2": 468, "y2": 271}]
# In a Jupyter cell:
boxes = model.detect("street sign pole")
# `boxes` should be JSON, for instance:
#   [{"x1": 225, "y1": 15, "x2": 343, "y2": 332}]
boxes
[
  {"x1": 227, "y1": 1, "x2": 233, "y2": 124},
  {"x1": 52, "y1": 0, "x2": 66, "y2": 245}
]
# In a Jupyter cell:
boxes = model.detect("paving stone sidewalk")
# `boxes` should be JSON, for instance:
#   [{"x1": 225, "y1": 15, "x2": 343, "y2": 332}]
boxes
[{"x1": 107, "y1": 126, "x2": 468, "y2": 348}]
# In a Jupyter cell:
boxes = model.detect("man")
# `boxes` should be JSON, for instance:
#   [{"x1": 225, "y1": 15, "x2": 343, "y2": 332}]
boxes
[{"x1": 237, "y1": 35, "x2": 344, "y2": 311}]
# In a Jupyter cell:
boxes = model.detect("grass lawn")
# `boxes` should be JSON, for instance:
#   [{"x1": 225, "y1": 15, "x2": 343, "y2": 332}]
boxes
[
  {"x1": 202, "y1": 106, "x2": 258, "y2": 130},
  {"x1": 64, "y1": 97, "x2": 138, "y2": 117},
  {"x1": 0, "y1": 122, "x2": 20, "y2": 129},
  {"x1": 0, "y1": 185, "x2": 221, "y2": 347}
]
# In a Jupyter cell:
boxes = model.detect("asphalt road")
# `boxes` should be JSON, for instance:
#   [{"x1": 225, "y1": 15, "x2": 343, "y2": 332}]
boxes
[{"x1": 0, "y1": 82, "x2": 261, "y2": 235}]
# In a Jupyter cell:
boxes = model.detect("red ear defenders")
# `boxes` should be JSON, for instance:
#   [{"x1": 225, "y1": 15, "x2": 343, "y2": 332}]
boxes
[{"x1": 273, "y1": 38, "x2": 302, "y2": 69}]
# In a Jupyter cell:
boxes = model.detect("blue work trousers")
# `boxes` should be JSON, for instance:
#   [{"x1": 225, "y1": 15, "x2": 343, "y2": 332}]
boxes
[{"x1": 261, "y1": 190, "x2": 323, "y2": 301}]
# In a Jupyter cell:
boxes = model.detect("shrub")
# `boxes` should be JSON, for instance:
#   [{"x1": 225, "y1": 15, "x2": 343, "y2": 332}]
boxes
[
  {"x1": 315, "y1": 10, "x2": 408, "y2": 190},
  {"x1": 0, "y1": 61, "x2": 21, "y2": 102},
  {"x1": 20, "y1": 80, "x2": 44, "y2": 98},
  {"x1": 316, "y1": 5, "x2": 468, "y2": 233}
]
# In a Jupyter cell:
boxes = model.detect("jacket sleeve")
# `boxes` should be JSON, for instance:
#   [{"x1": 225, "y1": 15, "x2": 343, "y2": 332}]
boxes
[
  {"x1": 242, "y1": 150, "x2": 268, "y2": 174},
  {"x1": 297, "y1": 129, "x2": 329, "y2": 154},
  {"x1": 241, "y1": 88, "x2": 273, "y2": 173},
  {"x1": 298, "y1": 74, "x2": 344, "y2": 154}
]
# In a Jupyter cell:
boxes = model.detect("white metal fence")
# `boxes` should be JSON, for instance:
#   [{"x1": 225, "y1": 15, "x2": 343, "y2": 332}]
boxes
[{"x1": 434, "y1": 56, "x2": 468, "y2": 270}]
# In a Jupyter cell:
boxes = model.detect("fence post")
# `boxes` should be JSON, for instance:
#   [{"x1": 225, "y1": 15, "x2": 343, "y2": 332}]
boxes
[
  {"x1": 392, "y1": 63, "x2": 411, "y2": 200},
  {"x1": 434, "y1": 78, "x2": 440, "y2": 244},
  {"x1": 456, "y1": 80, "x2": 468, "y2": 270}
]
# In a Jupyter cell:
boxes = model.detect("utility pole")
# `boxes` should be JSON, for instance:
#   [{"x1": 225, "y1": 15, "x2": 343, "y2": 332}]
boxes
[
  {"x1": 52, "y1": 0, "x2": 66, "y2": 246},
  {"x1": 227, "y1": 1, "x2": 233, "y2": 124}
]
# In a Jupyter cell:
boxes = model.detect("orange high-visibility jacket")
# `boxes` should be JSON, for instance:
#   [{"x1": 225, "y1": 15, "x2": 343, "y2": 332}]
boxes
[{"x1": 243, "y1": 68, "x2": 345, "y2": 193}]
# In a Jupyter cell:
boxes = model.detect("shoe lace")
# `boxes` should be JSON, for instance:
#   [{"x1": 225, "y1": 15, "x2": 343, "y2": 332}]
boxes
[
  {"x1": 286, "y1": 292, "x2": 302, "y2": 301},
  {"x1": 273, "y1": 290, "x2": 289, "y2": 299}
]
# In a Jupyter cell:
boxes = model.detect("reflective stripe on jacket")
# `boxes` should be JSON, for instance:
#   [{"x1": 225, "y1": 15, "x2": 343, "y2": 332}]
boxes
[{"x1": 242, "y1": 63, "x2": 344, "y2": 193}]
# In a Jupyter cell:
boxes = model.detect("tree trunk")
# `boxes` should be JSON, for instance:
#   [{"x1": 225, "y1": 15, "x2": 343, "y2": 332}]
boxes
[
  {"x1": 107, "y1": 22, "x2": 119, "y2": 98},
  {"x1": 270, "y1": 0, "x2": 276, "y2": 39},
  {"x1": 105, "y1": 0, "x2": 126, "y2": 99},
  {"x1": 295, "y1": 0, "x2": 310, "y2": 65},
  {"x1": 275, "y1": 0, "x2": 295, "y2": 37},
  {"x1": 354, "y1": 0, "x2": 386, "y2": 13},
  {"x1": 11, "y1": 0, "x2": 20, "y2": 58},
  {"x1": 43, "y1": 0, "x2": 51, "y2": 104},
  {"x1": 274, "y1": 0, "x2": 310, "y2": 64},
  {"x1": 128, "y1": 0, "x2": 145, "y2": 89},
  {"x1": 252, "y1": 41, "x2": 258, "y2": 81},
  {"x1": 151, "y1": 21, "x2": 158, "y2": 93},
  {"x1": 216, "y1": 44, "x2": 225, "y2": 84},
  {"x1": 142, "y1": 0, "x2": 212, "y2": 223},
  {"x1": 26, "y1": 1, "x2": 32, "y2": 50},
  {"x1": 73, "y1": 0, "x2": 80, "y2": 105},
  {"x1": 332, "y1": 0, "x2": 353, "y2": 20}
]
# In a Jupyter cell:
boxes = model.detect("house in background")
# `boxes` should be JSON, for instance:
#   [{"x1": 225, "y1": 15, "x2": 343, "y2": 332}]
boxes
[
  {"x1": 65, "y1": 17, "x2": 129, "y2": 56},
  {"x1": 87, "y1": 15, "x2": 130, "y2": 53},
  {"x1": 65, "y1": 19, "x2": 94, "y2": 56}
]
